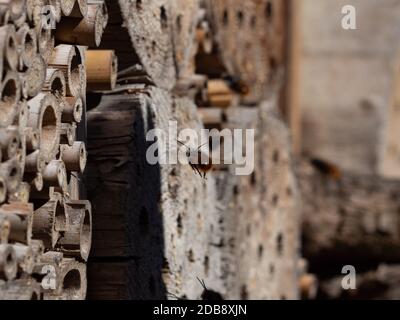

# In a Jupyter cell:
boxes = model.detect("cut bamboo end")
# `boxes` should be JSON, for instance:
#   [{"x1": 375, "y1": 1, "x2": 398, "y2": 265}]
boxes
[
  {"x1": 63, "y1": 96, "x2": 83, "y2": 123},
  {"x1": 0, "y1": 71, "x2": 21, "y2": 127},
  {"x1": 32, "y1": 197, "x2": 65, "y2": 248},
  {"x1": 0, "y1": 159, "x2": 22, "y2": 194},
  {"x1": 27, "y1": 93, "x2": 61, "y2": 162},
  {"x1": 0, "y1": 24, "x2": 20, "y2": 72},
  {"x1": 61, "y1": 0, "x2": 76, "y2": 16},
  {"x1": 0, "y1": 126, "x2": 20, "y2": 161},
  {"x1": 60, "y1": 142, "x2": 86, "y2": 173},
  {"x1": 208, "y1": 94, "x2": 234, "y2": 108},
  {"x1": 56, "y1": 200, "x2": 91, "y2": 261},
  {"x1": 55, "y1": 4, "x2": 105, "y2": 47},
  {"x1": 207, "y1": 79, "x2": 231, "y2": 95},
  {"x1": 60, "y1": 122, "x2": 76, "y2": 146},
  {"x1": 16, "y1": 24, "x2": 37, "y2": 70},
  {"x1": 85, "y1": 50, "x2": 117, "y2": 91},
  {"x1": 49, "y1": 45, "x2": 84, "y2": 97},
  {"x1": 25, "y1": 150, "x2": 44, "y2": 173},
  {"x1": 43, "y1": 68, "x2": 67, "y2": 99},
  {"x1": 42, "y1": 160, "x2": 66, "y2": 189},
  {"x1": 25, "y1": 54, "x2": 46, "y2": 98},
  {"x1": 0, "y1": 244, "x2": 17, "y2": 280},
  {"x1": 42, "y1": 258, "x2": 87, "y2": 300}
]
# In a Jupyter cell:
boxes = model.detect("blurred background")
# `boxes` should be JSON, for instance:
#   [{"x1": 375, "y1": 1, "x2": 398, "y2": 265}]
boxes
[{"x1": 296, "y1": 0, "x2": 400, "y2": 299}]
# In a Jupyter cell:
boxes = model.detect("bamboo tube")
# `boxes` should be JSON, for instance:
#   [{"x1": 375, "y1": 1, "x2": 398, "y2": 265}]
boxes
[
  {"x1": 56, "y1": 200, "x2": 91, "y2": 261},
  {"x1": 25, "y1": 150, "x2": 44, "y2": 173},
  {"x1": 0, "y1": 25, "x2": 19, "y2": 73},
  {"x1": 49, "y1": 45, "x2": 84, "y2": 97},
  {"x1": 62, "y1": 96, "x2": 83, "y2": 123},
  {"x1": 0, "y1": 126, "x2": 20, "y2": 160},
  {"x1": 42, "y1": 160, "x2": 66, "y2": 189},
  {"x1": 26, "y1": 171, "x2": 43, "y2": 192},
  {"x1": 32, "y1": 197, "x2": 64, "y2": 248},
  {"x1": 0, "y1": 159, "x2": 22, "y2": 194},
  {"x1": 43, "y1": 258, "x2": 87, "y2": 300},
  {"x1": 207, "y1": 79, "x2": 232, "y2": 95},
  {"x1": 60, "y1": 122, "x2": 76, "y2": 146},
  {"x1": 60, "y1": 0, "x2": 76, "y2": 16},
  {"x1": 85, "y1": 50, "x2": 117, "y2": 91},
  {"x1": 208, "y1": 94, "x2": 234, "y2": 108},
  {"x1": 0, "y1": 175, "x2": 6, "y2": 204},
  {"x1": 25, "y1": 54, "x2": 46, "y2": 98},
  {"x1": 16, "y1": 24, "x2": 37, "y2": 70},
  {"x1": 27, "y1": 93, "x2": 61, "y2": 162},
  {"x1": 89, "y1": 0, "x2": 108, "y2": 29},
  {"x1": 42, "y1": 68, "x2": 67, "y2": 100},
  {"x1": 0, "y1": 244, "x2": 17, "y2": 280},
  {"x1": 60, "y1": 142, "x2": 86, "y2": 173},
  {"x1": 55, "y1": 3, "x2": 105, "y2": 47},
  {"x1": 0, "y1": 202, "x2": 33, "y2": 244},
  {"x1": 0, "y1": 71, "x2": 21, "y2": 127}
]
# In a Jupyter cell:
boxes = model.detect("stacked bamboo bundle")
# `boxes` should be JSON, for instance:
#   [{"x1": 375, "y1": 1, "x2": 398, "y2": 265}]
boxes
[{"x1": 0, "y1": 0, "x2": 108, "y2": 300}]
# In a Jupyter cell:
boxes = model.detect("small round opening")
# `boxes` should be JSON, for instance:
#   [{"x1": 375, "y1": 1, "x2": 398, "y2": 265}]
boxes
[
  {"x1": 80, "y1": 208, "x2": 92, "y2": 260},
  {"x1": 69, "y1": 48, "x2": 82, "y2": 96},
  {"x1": 30, "y1": 292, "x2": 39, "y2": 300},
  {"x1": 6, "y1": 252, "x2": 13, "y2": 264},
  {"x1": 24, "y1": 32, "x2": 35, "y2": 62},
  {"x1": 63, "y1": 269, "x2": 81, "y2": 298},
  {"x1": 51, "y1": 76, "x2": 65, "y2": 98},
  {"x1": 54, "y1": 200, "x2": 66, "y2": 231},
  {"x1": 40, "y1": 105, "x2": 57, "y2": 156}
]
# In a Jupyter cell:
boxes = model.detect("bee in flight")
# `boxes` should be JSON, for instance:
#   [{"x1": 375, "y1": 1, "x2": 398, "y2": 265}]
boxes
[{"x1": 177, "y1": 140, "x2": 213, "y2": 179}]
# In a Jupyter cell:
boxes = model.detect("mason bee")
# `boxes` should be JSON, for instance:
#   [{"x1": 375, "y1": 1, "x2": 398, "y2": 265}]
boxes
[{"x1": 178, "y1": 140, "x2": 213, "y2": 179}]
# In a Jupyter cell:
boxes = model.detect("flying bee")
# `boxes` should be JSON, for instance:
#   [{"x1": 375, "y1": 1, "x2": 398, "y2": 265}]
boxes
[
  {"x1": 197, "y1": 277, "x2": 224, "y2": 300},
  {"x1": 178, "y1": 140, "x2": 213, "y2": 179},
  {"x1": 222, "y1": 74, "x2": 250, "y2": 96},
  {"x1": 310, "y1": 158, "x2": 342, "y2": 181}
]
